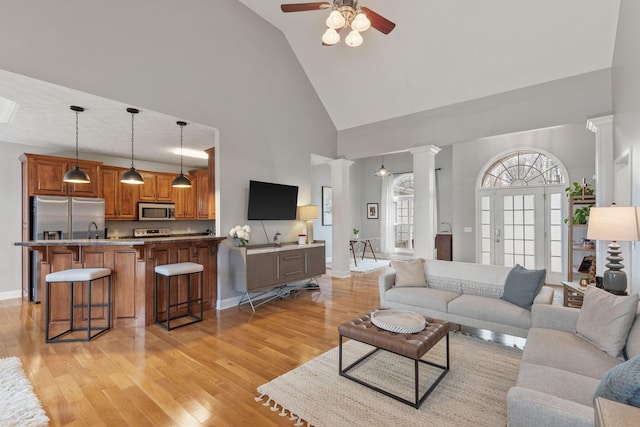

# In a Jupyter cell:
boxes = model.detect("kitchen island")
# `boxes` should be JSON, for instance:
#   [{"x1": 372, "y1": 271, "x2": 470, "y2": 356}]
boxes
[{"x1": 16, "y1": 235, "x2": 225, "y2": 329}]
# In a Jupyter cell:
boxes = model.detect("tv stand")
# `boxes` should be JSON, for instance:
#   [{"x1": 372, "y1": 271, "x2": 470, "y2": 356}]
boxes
[{"x1": 229, "y1": 242, "x2": 325, "y2": 311}]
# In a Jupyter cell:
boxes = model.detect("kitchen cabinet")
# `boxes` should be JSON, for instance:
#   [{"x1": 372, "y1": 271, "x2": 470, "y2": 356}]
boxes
[
  {"x1": 101, "y1": 166, "x2": 138, "y2": 220},
  {"x1": 21, "y1": 153, "x2": 101, "y2": 197},
  {"x1": 139, "y1": 171, "x2": 174, "y2": 202},
  {"x1": 173, "y1": 176, "x2": 196, "y2": 219},
  {"x1": 190, "y1": 169, "x2": 212, "y2": 219},
  {"x1": 206, "y1": 147, "x2": 216, "y2": 219}
]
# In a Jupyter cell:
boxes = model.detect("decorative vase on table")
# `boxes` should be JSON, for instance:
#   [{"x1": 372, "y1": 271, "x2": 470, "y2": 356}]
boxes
[{"x1": 229, "y1": 225, "x2": 251, "y2": 247}]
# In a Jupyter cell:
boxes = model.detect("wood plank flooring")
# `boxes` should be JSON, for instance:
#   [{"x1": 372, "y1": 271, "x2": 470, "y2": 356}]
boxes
[{"x1": 0, "y1": 270, "x2": 382, "y2": 426}]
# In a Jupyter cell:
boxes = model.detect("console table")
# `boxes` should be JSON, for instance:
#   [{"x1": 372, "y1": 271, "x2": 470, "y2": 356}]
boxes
[{"x1": 229, "y1": 242, "x2": 325, "y2": 310}]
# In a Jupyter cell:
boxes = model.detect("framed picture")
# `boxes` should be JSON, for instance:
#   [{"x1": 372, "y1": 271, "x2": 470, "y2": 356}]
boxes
[
  {"x1": 367, "y1": 203, "x2": 379, "y2": 219},
  {"x1": 322, "y1": 186, "x2": 332, "y2": 225}
]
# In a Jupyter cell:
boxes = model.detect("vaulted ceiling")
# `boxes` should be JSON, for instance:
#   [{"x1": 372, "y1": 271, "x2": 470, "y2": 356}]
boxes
[
  {"x1": 0, "y1": 1, "x2": 621, "y2": 166},
  {"x1": 239, "y1": 0, "x2": 620, "y2": 130}
]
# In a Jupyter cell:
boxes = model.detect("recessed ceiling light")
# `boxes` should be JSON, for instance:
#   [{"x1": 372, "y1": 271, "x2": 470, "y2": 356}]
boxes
[
  {"x1": 171, "y1": 147, "x2": 208, "y2": 160},
  {"x1": 0, "y1": 96, "x2": 17, "y2": 123}
]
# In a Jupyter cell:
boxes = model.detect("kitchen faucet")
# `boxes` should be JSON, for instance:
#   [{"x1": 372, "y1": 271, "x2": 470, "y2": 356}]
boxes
[{"x1": 88, "y1": 221, "x2": 99, "y2": 239}]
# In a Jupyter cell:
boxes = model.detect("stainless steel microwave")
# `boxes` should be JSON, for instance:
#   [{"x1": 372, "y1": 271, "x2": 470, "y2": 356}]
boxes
[{"x1": 138, "y1": 202, "x2": 175, "y2": 221}]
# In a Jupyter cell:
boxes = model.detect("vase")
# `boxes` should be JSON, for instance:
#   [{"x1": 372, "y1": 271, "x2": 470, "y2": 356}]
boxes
[{"x1": 232, "y1": 238, "x2": 248, "y2": 247}]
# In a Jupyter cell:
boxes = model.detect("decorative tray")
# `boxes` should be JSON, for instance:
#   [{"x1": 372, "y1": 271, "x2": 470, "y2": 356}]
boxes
[{"x1": 370, "y1": 310, "x2": 427, "y2": 334}]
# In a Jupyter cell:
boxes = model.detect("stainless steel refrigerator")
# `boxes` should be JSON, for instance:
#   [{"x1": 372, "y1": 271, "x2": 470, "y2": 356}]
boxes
[{"x1": 30, "y1": 196, "x2": 106, "y2": 302}]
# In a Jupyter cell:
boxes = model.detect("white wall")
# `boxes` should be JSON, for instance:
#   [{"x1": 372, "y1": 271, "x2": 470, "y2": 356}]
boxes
[
  {"x1": 0, "y1": 0, "x2": 337, "y2": 303},
  {"x1": 612, "y1": 0, "x2": 640, "y2": 296},
  {"x1": 337, "y1": 70, "x2": 611, "y2": 159},
  {"x1": 452, "y1": 124, "x2": 596, "y2": 262}
]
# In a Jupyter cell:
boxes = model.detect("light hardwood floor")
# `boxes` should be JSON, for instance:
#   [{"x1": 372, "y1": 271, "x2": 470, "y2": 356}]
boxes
[{"x1": 0, "y1": 270, "x2": 382, "y2": 426}]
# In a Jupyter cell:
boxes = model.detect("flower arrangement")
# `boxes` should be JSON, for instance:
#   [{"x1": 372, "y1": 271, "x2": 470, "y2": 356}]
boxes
[{"x1": 229, "y1": 225, "x2": 251, "y2": 247}]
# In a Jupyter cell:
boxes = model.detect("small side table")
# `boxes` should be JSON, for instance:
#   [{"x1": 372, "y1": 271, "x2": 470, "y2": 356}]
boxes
[{"x1": 561, "y1": 281, "x2": 586, "y2": 308}]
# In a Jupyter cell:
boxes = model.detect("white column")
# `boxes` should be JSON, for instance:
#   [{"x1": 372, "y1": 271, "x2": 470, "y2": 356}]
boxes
[
  {"x1": 329, "y1": 158, "x2": 354, "y2": 278},
  {"x1": 410, "y1": 145, "x2": 442, "y2": 259},
  {"x1": 587, "y1": 115, "x2": 614, "y2": 280}
]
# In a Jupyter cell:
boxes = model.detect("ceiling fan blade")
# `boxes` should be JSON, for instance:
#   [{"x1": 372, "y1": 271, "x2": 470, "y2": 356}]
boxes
[
  {"x1": 361, "y1": 7, "x2": 396, "y2": 35},
  {"x1": 281, "y1": 2, "x2": 331, "y2": 13}
]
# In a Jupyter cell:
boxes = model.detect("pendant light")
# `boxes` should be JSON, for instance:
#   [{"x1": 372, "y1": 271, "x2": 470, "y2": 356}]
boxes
[
  {"x1": 172, "y1": 121, "x2": 192, "y2": 188},
  {"x1": 120, "y1": 107, "x2": 145, "y2": 185},
  {"x1": 63, "y1": 105, "x2": 91, "y2": 183},
  {"x1": 374, "y1": 155, "x2": 391, "y2": 177}
]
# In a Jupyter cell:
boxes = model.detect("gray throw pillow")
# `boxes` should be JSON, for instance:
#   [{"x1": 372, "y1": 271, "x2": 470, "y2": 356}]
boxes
[
  {"x1": 500, "y1": 264, "x2": 546, "y2": 309},
  {"x1": 576, "y1": 286, "x2": 639, "y2": 358},
  {"x1": 391, "y1": 258, "x2": 427, "y2": 287},
  {"x1": 594, "y1": 355, "x2": 640, "y2": 407}
]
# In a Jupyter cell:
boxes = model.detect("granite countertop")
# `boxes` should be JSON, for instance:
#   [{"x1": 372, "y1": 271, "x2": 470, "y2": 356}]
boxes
[{"x1": 15, "y1": 235, "x2": 226, "y2": 247}]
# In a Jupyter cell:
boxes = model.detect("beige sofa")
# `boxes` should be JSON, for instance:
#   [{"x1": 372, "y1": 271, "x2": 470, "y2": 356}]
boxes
[{"x1": 378, "y1": 259, "x2": 554, "y2": 338}]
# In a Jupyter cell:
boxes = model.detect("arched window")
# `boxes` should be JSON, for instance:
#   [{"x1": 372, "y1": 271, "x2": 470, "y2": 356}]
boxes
[{"x1": 481, "y1": 151, "x2": 565, "y2": 188}]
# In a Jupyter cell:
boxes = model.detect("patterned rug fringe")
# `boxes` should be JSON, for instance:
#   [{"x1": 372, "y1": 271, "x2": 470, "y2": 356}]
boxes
[{"x1": 256, "y1": 392, "x2": 311, "y2": 427}]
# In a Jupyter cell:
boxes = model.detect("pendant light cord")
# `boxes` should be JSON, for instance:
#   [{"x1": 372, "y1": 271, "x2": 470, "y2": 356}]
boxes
[
  {"x1": 130, "y1": 112, "x2": 135, "y2": 168},
  {"x1": 180, "y1": 124, "x2": 184, "y2": 174},
  {"x1": 74, "y1": 110, "x2": 80, "y2": 167}
]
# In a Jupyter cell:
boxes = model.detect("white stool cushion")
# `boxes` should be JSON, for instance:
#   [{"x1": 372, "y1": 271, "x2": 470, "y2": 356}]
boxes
[
  {"x1": 46, "y1": 268, "x2": 111, "y2": 282},
  {"x1": 155, "y1": 262, "x2": 204, "y2": 277}
]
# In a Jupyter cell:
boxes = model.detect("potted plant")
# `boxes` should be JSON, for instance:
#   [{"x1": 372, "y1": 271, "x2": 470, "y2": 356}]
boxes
[
  {"x1": 564, "y1": 181, "x2": 594, "y2": 224},
  {"x1": 353, "y1": 228, "x2": 359, "y2": 239}
]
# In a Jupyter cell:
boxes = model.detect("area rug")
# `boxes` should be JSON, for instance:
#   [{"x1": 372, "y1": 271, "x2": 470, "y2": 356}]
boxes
[
  {"x1": 0, "y1": 357, "x2": 49, "y2": 426},
  {"x1": 256, "y1": 332, "x2": 521, "y2": 427},
  {"x1": 349, "y1": 258, "x2": 390, "y2": 273}
]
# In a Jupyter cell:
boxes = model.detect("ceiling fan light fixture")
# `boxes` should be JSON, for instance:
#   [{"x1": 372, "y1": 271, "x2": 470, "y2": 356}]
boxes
[
  {"x1": 345, "y1": 30, "x2": 363, "y2": 47},
  {"x1": 326, "y1": 10, "x2": 345, "y2": 29},
  {"x1": 351, "y1": 12, "x2": 371, "y2": 32},
  {"x1": 322, "y1": 27, "x2": 340, "y2": 45}
]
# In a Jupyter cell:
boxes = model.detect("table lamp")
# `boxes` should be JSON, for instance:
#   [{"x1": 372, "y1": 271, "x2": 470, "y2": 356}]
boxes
[
  {"x1": 298, "y1": 205, "x2": 318, "y2": 244},
  {"x1": 587, "y1": 205, "x2": 640, "y2": 294}
]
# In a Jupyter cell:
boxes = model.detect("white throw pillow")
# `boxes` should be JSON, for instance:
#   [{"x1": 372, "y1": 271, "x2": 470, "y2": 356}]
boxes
[
  {"x1": 576, "y1": 286, "x2": 639, "y2": 358},
  {"x1": 391, "y1": 258, "x2": 427, "y2": 287}
]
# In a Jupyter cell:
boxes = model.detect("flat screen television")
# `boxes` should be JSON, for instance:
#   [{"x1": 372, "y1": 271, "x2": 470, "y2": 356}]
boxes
[{"x1": 247, "y1": 180, "x2": 299, "y2": 220}]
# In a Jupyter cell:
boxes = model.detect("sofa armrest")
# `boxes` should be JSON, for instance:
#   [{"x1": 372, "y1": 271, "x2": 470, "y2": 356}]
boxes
[
  {"x1": 533, "y1": 285, "x2": 554, "y2": 305},
  {"x1": 507, "y1": 386, "x2": 593, "y2": 427},
  {"x1": 532, "y1": 304, "x2": 580, "y2": 332},
  {"x1": 378, "y1": 268, "x2": 396, "y2": 306}
]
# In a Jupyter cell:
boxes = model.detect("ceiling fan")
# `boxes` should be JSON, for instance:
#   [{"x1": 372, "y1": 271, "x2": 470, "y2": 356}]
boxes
[{"x1": 280, "y1": 1, "x2": 395, "y2": 47}]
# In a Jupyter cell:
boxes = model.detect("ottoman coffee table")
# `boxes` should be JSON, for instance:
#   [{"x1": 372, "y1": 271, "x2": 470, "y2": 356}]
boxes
[{"x1": 338, "y1": 310, "x2": 450, "y2": 409}]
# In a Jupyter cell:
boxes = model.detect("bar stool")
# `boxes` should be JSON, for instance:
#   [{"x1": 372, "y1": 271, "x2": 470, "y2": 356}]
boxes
[
  {"x1": 154, "y1": 262, "x2": 204, "y2": 330},
  {"x1": 45, "y1": 268, "x2": 112, "y2": 343}
]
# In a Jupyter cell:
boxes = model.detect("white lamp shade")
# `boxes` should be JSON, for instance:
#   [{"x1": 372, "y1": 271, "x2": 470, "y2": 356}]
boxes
[
  {"x1": 587, "y1": 206, "x2": 640, "y2": 242},
  {"x1": 298, "y1": 205, "x2": 319, "y2": 220},
  {"x1": 351, "y1": 13, "x2": 371, "y2": 32},
  {"x1": 345, "y1": 30, "x2": 363, "y2": 47},
  {"x1": 326, "y1": 10, "x2": 346, "y2": 29},
  {"x1": 322, "y1": 27, "x2": 340, "y2": 45}
]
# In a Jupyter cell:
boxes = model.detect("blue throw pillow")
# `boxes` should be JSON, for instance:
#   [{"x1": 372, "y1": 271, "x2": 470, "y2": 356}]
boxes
[
  {"x1": 594, "y1": 355, "x2": 640, "y2": 407},
  {"x1": 500, "y1": 264, "x2": 546, "y2": 309}
]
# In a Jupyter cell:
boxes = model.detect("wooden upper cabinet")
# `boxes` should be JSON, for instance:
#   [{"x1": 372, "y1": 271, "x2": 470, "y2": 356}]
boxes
[
  {"x1": 101, "y1": 166, "x2": 138, "y2": 220},
  {"x1": 190, "y1": 169, "x2": 211, "y2": 220},
  {"x1": 206, "y1": 147, "x2": 216, "y2": 219},
  {"x1": 139, "y1": 171, "x2": 174, "y2": 202},
  {"x1": 21, "y1": 153, "x2": 101, "y2": 197},
  {"x1": 173, "y1": 176, "x2": 196, "y2": 220}
]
